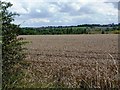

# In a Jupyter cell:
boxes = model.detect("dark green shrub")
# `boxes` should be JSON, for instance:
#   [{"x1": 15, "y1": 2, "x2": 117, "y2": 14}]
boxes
[{"x1": 1, "y1": 1, "x2": 27, "y2": 89}]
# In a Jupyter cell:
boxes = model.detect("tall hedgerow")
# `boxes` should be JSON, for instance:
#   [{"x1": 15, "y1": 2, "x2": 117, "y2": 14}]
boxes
[{"x1": 0, "y1": 1, "x2": 27, "y2": 89}]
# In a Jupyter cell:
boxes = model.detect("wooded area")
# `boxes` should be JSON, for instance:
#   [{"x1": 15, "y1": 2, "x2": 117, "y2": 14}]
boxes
[{"x1": 19, "y1": 24, "x2": 120, "y2": 35}]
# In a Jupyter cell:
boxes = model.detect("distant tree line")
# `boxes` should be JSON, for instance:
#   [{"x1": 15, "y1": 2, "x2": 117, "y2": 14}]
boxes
[{"x1": 19, "y1": 24, "x2": 120, "y2": 35}]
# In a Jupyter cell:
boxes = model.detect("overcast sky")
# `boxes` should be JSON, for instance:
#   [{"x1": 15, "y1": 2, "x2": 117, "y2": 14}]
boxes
[{"x1": 2, "y1": 0, "x2": 120, "y2": 27}]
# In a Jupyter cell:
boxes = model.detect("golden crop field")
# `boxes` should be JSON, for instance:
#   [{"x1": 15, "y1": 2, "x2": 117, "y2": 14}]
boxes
[{"x1": 21, "y1": 34, "x2": 119, "y2": 88}]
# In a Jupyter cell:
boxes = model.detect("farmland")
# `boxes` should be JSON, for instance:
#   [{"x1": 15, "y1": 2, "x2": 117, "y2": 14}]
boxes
[{"x1": 21, "y1": 34, "x2": 119, "y2": 88}]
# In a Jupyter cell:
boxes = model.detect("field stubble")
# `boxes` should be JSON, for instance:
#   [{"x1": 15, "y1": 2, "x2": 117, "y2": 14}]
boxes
[{"x1": 21, "y1": 34, "x2": 119, "y2": 88}]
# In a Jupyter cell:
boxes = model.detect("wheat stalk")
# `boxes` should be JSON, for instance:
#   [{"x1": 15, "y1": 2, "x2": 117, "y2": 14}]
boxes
[{"x1": 108, "y1": 53, "x2": 119, "y2": 75}]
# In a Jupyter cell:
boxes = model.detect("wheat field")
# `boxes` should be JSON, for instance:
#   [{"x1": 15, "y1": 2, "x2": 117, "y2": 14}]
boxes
[{"x1": 20, "y1": 34, "x2": 119, "y2": 88}]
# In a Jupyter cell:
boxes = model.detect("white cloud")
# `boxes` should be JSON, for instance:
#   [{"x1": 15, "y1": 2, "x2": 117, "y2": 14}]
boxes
[
  {"x1": 48, "y1": 4, "x2": 60, "y2": 13},
  {"x1": 36, "y1": 9, "x2": 41, "y2": 13},
  {"x1": 29, "y1": 18, "x2": 50, "y2": 23},
  {"x1": 1, "y1": 0, "x2": 119, "y2": 26}
]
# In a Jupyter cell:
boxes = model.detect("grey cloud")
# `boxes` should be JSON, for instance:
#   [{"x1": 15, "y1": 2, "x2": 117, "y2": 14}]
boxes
[
  {"x1": 68, "y1": 5, "x2": 96, "y2": 16},
  {"x1": 50, "y1": 2, "x2": 78, "y2": 13},
  {"x1": 59, "y1": 3, "x2": 75, "y2": 12},
  {"x1": 106, "y1": 2, "x2": 118, "y2": 9},
  {"x1": 51, "y1": 2, "x2": 96, "y2": 16},
  {"x1": 11, "y1": 1, "x2": 118, "y2": 27},
  {"x1": 29, "y1": 9, "x2": 52, "y2": 18},
  {"x1": 79, "y1": 5, "x2": 96, "y2": 14},
  {"x1": 112, "y1": 2, "x2": 118, "y2": 9}
]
